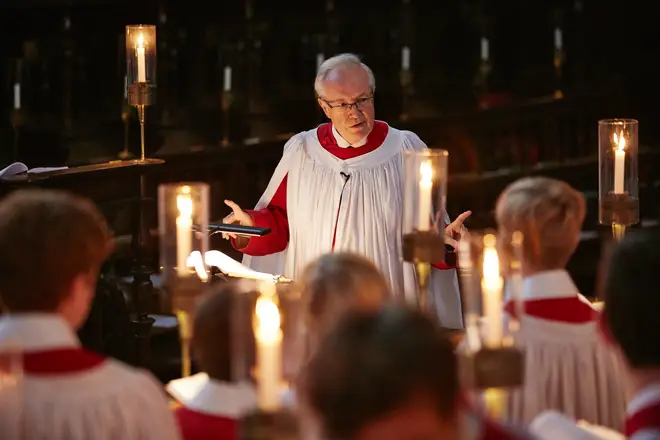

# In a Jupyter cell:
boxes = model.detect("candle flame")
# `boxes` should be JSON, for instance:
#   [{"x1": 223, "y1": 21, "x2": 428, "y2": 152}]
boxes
[
  {"x1": 482, "y1": 234, "x2": 503, "y2": 291},
  {"x1": 137, "y1": 34, "x2": 145, "y2": 49},
  {"x1": 613, "y1": 131, "x2": 626, "y2": 152},
  {"x1": 177, "y1": 186, "x2": 193, "y2": 218},
  {"x1": 419, "y1": 160, "x2": 433, "y2": 189},
  {"x1": 256, "y1": 295, "x2": 281, "y2": 336}
]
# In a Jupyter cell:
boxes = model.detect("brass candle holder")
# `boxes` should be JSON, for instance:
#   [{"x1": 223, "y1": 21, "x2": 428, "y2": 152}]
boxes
[
  {"x1": 126, "y1": 25, "x2": 157, "y2": 163},
  {"x1": 598, "y1": 119, "x2": 639, "y2": 241},
  {"x1": 457, "y1": 231, "x2": 525, "y2": 421},
  {"x1": 158, "y1": 182, "x2": 211, "y2": 378},
  {"x1": 402, "y1": 149, "x2": 448, "y2": 312}
]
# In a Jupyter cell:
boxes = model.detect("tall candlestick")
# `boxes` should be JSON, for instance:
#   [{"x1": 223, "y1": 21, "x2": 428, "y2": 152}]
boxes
[
  {"x1": 316, "y1": 53, "x2": 324, "y2": 73},
  {"x1": 613, "y1": 132, "x2": 626, "y2": 194},
  {"x1": 481, "y1": 37, "x2": 489, "y2": 61},
  {"x1": 176, "y1": 186, "x2": 193, "y2": 277},
  {"x1": 223, "y1": 66, "x2": 232, "y2": 92},
  {"x1": 417, "y1": 160, "x2": 433, "y2": 231},
  {"x1": 401, "y1": 46, "x2": 410, "y2": 70},
  {"x1": 13, "y1": 84, "x2": 20, "y2": 110},
  {"x1": 137, "y1": 34, "x2": 147, "y2": 82},
  {"x1": 255, "y1": 291, "x2": 282, "y2": 411},
  {"x1": 481, "y1": 234, "x2": 503, "y2": 346},
  {"x1": 554, "y1": 28, "x2": 563, "y2": 50}
]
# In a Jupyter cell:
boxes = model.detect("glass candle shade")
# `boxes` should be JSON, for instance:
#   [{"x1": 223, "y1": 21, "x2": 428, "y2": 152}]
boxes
[
  {"x1": 125, "y1": 25, "x2": 156, "y2": 106},
  {"x1": 402, "y1": 149, "x2": 449, "y2": 263},
  {"x1": 231, "y1": 280, "x2": 304, "y2": 412},
  {"x1": 598, "y1": 119, "x2": 639, "y2": 226},
  {"x1": 458, "y1": 230, "x2": 524, "y2": 350},
  {"x1": 158, "y1": 183, "x2": 210, "y2": 283}
]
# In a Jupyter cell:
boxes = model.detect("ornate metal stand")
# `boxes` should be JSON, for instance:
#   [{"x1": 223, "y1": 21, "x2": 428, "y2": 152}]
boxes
[
  {"x1": 403, "y1": 230, "x2": 444, "y2": 311},
  {"x1": 128, "y1": 83, "x2": 154, "y2": 162},
  {"x1": 239, "y1": 408, "x2": 299, "y2": 440}
]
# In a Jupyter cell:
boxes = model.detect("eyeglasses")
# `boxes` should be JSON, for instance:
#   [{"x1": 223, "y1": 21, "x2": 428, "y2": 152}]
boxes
[{"x1": 320, "y1": 95, "x2": 374, "y2": 113}]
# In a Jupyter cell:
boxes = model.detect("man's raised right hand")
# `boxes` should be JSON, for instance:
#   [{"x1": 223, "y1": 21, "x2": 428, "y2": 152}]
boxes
[{"x1": 222, "y1": 200, "x2": 254, "y2": 240}]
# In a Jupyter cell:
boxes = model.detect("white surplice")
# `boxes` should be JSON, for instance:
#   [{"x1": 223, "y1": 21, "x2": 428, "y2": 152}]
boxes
[
  {"x1": 626, "y1": 383, "x2": 660, "y2": 440},
  {"x1": 508, "y1": 270, "x2": 628, "y2": 430},
  {"x1": 166, "y1": 372, "x2": 257, "y2": 416},
  {"x1": 0, "y1": 314, "x2": 181, "y2": 440},
  {"x1": 242, "y1": 123, "x2": 463, "y2": 329},
  {"x1": 530, "y1": 411, "x2": 625, "y2": 440}
]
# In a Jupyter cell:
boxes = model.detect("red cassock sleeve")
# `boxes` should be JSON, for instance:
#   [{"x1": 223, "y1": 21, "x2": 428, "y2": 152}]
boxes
[{"x1": 231, "y1": 175, "x2": 290, "y2": 256}]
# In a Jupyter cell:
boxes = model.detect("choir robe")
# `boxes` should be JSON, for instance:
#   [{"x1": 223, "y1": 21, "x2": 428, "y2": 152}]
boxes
[
  {"x1": 625, "y1": 383, "x2": 660, "y2": 439},
  {"x1": 232, "y1": 121, "x2": 463, "y2": 329},
  {"x1": 0, "y1": 313, "x2": 181, "y2": 440},
  {"x1": 463, "y1": 408, "x2": 536, "y2": 439},
  {"x1": 167, "y1": 373, "x2": 258, "y2": 440},
  {"x1": 529, "y1": 410, "x2": 625, "y2": 440},
  {"x1": 503, "y1": 270, "x2": 627, "y2": 429}
]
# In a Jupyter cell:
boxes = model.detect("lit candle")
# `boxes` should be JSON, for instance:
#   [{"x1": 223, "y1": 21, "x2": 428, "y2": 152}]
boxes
[
  {"x1": 13, "y1": 83, "x2": 20, "y2": 110},
  {"x1": 481, "y1": 37, "x2": 489, "y2": 61},
  {"x1": 223, "y1": 66, "x2": 232, "y2": 92},
  {"x1": 554, "y1": 27, "x2": 562, "y2": 50},
  {"x1": 481, "y1": 234, "x2": 503, "y2": 346},
  {"x1": 401, "y1": 46, "x2": 410, "y2": 70},
  {"x1": 316, "y1": 53, "x2": 324, "y2": 73},
  {"x1": 176, "y1": 186, "x2": 193, "y2": 277},
  {"x1": 613, "y1": 132, "x2": 626, "y2": 194},
  {"x1": 417, "y1": 160, "x2": 433, "y2": 231},
  {"x1": 136, "y1": 34, "x2": 147, "y2": 83},
  {"x1": 255, "y1": 287, "x2": 282, "y2": 411}
]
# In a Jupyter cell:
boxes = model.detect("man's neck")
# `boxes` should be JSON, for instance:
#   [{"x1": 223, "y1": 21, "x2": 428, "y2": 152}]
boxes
[
  {"x1": 332, "y1": 124, "x2": 370, "y2": 147},
  {"x1": 630, "y1": 368, "x2": 660, "y2": 396}
]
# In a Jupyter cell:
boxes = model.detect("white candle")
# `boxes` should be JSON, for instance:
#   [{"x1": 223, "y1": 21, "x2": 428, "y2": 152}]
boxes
[
  {"x1": 554, "y1": 28, "x2": 563, "y2": 50},
  {"x1": 13, "y1": 84, "x2": 20, "y2": 110},
  {"x1": 137, "y1": 34, "x2": 147, "y2": 83},
  {"x1": 613, "y1": 132, "x2": 626, "y2": 194},
  {"x1": 417, "y1": 160, "x2": 433, "y2": 231},
  {"x1": 316, "y1": 53, "x2": 324, "y2": 73},
  {"x1": 481, "y1": 234, "x2": 503, "y2": 346},
  {"x1": 255, "y1": 294, "x2": 282, "y2": 411},
  {"x1": 481, "y1": 37, "x2": 489, "y2": 61},
  {"x1": 401, "y1": 46, "x2": 410, "y2": 70},
  {"x1": 176, "y1": 187, "x2": 193, "y2": 277},
  {"x1": 223, "y1": 66, "x2": 232, "y2": 92}
]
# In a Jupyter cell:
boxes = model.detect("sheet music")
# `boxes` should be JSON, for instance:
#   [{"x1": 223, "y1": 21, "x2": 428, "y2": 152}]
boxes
[
  {"x1": 0, "y1": 162, "x2": 69, "y2": 179},
  {"x1": 204, "y1": 250, "x2": 277, "y2": 281}
]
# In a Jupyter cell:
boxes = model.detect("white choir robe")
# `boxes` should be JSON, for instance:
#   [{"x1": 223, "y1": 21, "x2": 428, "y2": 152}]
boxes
[
  {"x1": 625, "y1": 383, "x2": 660, "y2": 439},
  {"x1": 0, "y1": 313, "x2": 181, "y2": 440},
  {"x1": 504, "y1": 270, "x2": 627, "y2": 429},
  {"x1": 530, "y1": 410, "x2": 625, "y2": 440},
  {"x1": 240, "y1": 121, "x2": 463, "y2": 329},
  {"x1": 167, "y1": 373, "x2": 257, "y2": 440}
]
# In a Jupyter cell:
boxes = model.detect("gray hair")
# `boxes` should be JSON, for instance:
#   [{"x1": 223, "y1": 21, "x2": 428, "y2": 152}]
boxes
[{"x1": 314, "y1": 53, "x2": 376, "y2": 98}]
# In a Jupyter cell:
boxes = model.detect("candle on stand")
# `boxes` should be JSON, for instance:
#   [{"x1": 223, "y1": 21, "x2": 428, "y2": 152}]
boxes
[
  {"x1": 613, "y1": 132, "x2": 626, "y2": 194},
  {"x1": 223, "y1": 66, "x2": 232, "y2": 92},
  {"x1": 480, "y1": 37, "x2": 489, "y2": 61},
  {"x1": 401, "y1": 46, "x2": 410, "y2": 71},
  {"x1": 255, "y1": 287, "x2": 282, "y2": 412},
  {"x1": 13, "y1": 84, "x2": 20, "y2": 110},
  {"x1": 316, "y1": 53, "x2": 325, "y2": 73},
  {"x1": 136, "y1": 34, "x2": 147, "y2": 82},
  {"x1": 554, "y1": 28, "x2": 562, "y2": 50},
  {"x1": 176, "y1": 186, "x2": 193, "y2": 277},
  {"x1": 417, "y1": 160, "x2": 433, "y2": 231},
  {"x1": 481, "y1": 234, "x2": 503, "y2": 346}
]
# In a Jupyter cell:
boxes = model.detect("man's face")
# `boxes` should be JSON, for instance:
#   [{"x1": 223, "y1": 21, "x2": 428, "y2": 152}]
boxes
[
  {"x1": 317, "y1": 65, "x2": 375, "y2": 144},
  {"x1": 354, "y1": 397, "x2": 459, "y2": 440}
]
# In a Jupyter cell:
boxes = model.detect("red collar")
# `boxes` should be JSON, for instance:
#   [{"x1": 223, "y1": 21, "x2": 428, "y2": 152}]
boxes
[
  {"x1": 316, "y1": 121, "x2": 389, "y2": 160},
  {"x1": 22, "y1": 347, "x2": 105, "y2": 375},
  {"x1": 626, "y1": 401, "x2": 660, "y2": 437},
  {"x1": 504, "y1": 297, "x2": 599, "y2": 324}
]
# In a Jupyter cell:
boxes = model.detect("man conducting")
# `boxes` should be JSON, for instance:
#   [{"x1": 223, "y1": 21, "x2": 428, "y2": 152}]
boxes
[{"x1": 223, "y1": 53, "x2": 470, "y2": 329}]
